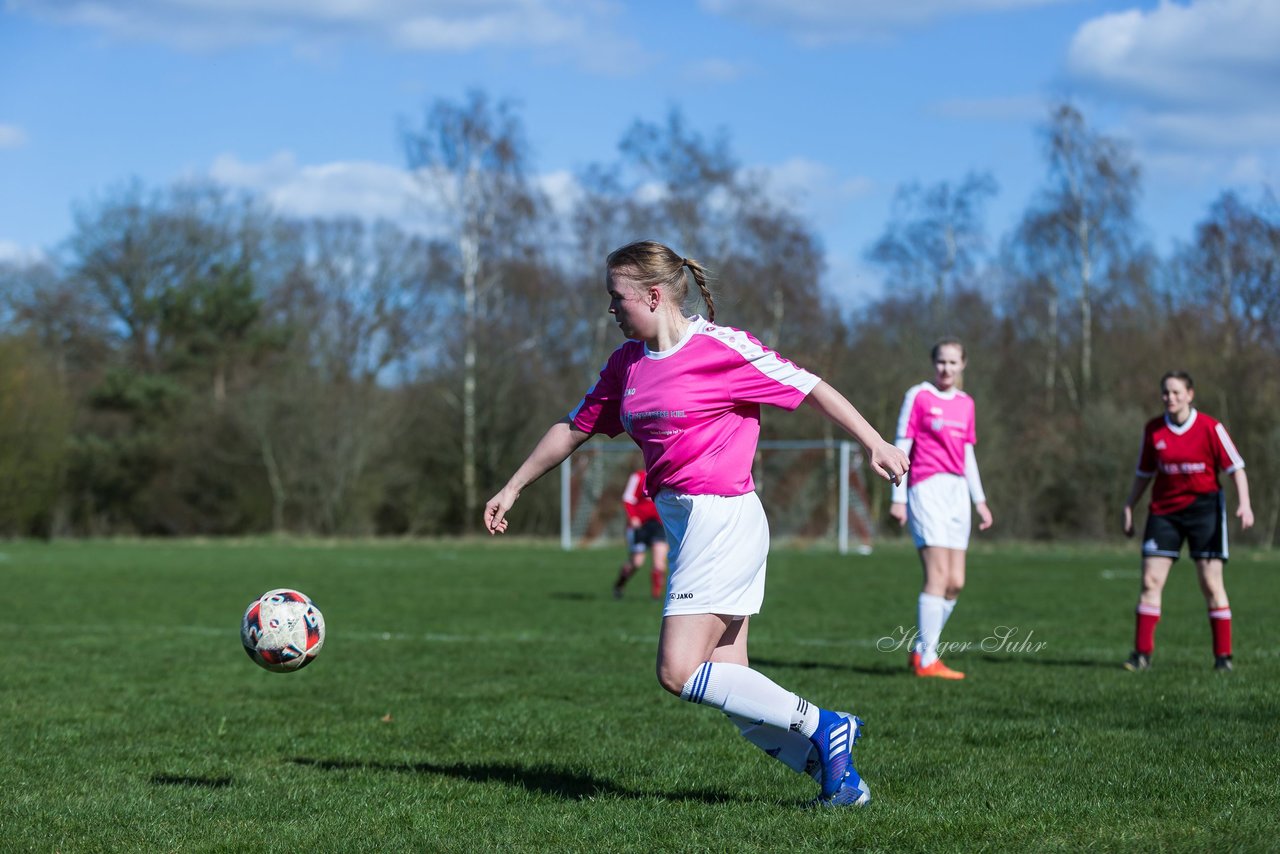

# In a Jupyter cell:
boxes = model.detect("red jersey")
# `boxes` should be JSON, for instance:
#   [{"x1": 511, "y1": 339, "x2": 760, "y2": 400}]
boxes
[
  {"x1": 621, "y1": 470, "x2": 661, "y2": 525},
  {"x1": 1135, "y1": 410, "x2": 1244, "y2": 515}
]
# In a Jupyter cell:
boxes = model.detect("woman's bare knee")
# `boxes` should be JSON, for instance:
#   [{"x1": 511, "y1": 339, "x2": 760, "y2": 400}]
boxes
[
  {"x1": 656, "y1": 659, "x2": 696, "y2": 696},
  {"x1": 655, "y1": 613, "x2": 733, "y2": 697}
]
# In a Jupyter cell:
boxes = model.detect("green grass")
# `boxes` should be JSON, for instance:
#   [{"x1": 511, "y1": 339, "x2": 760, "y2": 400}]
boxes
[{"x1": 1, "y1": 538, "x2": 1278, "y2": 852}]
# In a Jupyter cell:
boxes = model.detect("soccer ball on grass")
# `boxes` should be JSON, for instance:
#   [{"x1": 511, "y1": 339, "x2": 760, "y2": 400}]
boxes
[{"x1": 241, "y1": 588, "x2": 325, "y2": 672}]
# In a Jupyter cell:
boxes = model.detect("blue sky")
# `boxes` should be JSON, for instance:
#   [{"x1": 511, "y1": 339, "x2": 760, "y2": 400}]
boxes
[{"x1": 1, "y1": 0, "x2": 1277, "y2": 304}]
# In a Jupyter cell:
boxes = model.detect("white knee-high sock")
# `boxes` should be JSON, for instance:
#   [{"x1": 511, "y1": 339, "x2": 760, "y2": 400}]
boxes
[
  {"x1": 680, "y1": 662, "x2": 822, "y2": 737},
  {"x1": 918, "y1": 593, "x2": 947, "y2": 667},
  {"x1": 940, "y1": 596, "x2": 958, "y2": 631},
  {"x1": 724, "y1": 712, "x2": 821, "y2": 779}
]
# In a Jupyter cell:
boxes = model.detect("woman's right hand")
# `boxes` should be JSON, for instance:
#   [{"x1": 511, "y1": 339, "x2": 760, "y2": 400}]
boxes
[
  {"x1": 889, "y1": 502, "x2": 907, "y2": 527},
  {"x1": 1122, "y1": 505, "x2": 1134, "y2": 537}
]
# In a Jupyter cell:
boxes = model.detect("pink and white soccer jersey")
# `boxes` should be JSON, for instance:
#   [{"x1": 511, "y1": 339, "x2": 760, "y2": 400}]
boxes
[
  {"x1": 895, "y1": 382, "x2": 980, "y2": 550},
  {"x1": 570, "y1": 316, "x2": 820, "y2": 616},
  {"x1": 570, "y1": 316, "x2": 820, "y2": 496},
  {"x1": 895, "y1": 382, "x2": 976, "y2": 486}
]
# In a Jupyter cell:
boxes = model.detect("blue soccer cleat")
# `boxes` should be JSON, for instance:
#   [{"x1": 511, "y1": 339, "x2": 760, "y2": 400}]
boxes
[
  {"x1": 821, "y1": 764, "x2": 871, "y2": 807},
  {"x1": 802, "y1": 710, "x2": 856, "y2": 781},
  {"x1": 808, "y1": 710, "x2": 871, "y2": 807}
]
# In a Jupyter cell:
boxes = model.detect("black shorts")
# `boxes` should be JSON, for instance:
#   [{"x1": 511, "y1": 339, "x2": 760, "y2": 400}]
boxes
[
  {"x1": 1142, "y1": 491, "x2": 1228, "y2": 562},
  {"x1": 627, "y1": 519, "x2": 665, "y2": 553}
]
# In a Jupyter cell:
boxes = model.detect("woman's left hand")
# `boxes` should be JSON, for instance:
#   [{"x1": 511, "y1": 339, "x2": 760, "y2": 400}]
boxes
[{"x1": 870, "y1": 440, "x2": 910, "y2": 486}]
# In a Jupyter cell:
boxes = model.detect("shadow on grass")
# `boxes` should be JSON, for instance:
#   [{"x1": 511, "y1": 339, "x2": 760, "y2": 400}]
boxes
[
  {"x1": 150, "y1": 774, "x2": 233, "y2": 788},
  {"x1": 979, "y1": 654, "x2": 1110, "y2": 669},
  {"x1": 752, "y1": 656, "x2": 904, "y2": 677},
  {"x1": 290, "y1": 757, "x2": 747, "y2": 804},
  {"x1": 548, "y1": 591, "x2": 596, "y2": 601}
]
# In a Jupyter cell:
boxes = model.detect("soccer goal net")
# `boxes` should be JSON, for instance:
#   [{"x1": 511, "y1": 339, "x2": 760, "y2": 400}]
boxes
[{"x1": 558, "y1": 439, "x2": 875, "y2": 554}]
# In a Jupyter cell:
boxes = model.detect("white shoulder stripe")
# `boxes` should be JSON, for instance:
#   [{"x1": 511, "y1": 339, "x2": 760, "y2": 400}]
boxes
[
  {"x1": 701, "y1": 325, "x2": 819, "y2": 393},
  {"x1": 895, "y1": 383, "x2": 927, "y2": 441},
  {"x1": 622, "y1": 472, "x2": 643, "y2": 503},
  {"x1": 1215, "y1": 422, "x2": 1245, "y2": 471}
]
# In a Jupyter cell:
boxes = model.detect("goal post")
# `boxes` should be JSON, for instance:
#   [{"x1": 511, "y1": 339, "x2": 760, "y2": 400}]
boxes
[{"x1": 559, "y1": 439, "x2": 876, "y2": 554}]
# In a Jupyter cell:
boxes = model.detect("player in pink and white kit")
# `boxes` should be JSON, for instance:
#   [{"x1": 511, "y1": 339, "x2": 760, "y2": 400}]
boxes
[
  {"x1": 889, "y1": 338, "x2": 993, "y2": 680},
  {"x1": 484, "y1": 240, "x2": 909, "y2": 808},
  {"x1": 1120, "y1": 371, "x2": 1252, "y2": 672}
]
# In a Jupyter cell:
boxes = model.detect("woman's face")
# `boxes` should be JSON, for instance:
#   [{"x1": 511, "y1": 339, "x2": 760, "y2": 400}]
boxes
[
  {"x1": 1161, "y1": 377, "x2": 1194, "y2": 418},
  {"x1": 607, "y1": 270, "x2": 652, "y2": 341},
  {"x1": 933, "y1": 344, "x2": 966, "y2": 391}
]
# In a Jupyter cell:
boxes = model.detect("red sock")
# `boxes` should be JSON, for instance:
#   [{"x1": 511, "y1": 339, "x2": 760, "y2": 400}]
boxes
[
  {"x1": 1208, "y1": 607, "x2": 1232, "y2": 657},
  {"x1": 1135, "y1": 604, "x2": 1161, "y2": 655},
  {"x1": 650, "y1": 568, "x2": 665, "y2": 599}
]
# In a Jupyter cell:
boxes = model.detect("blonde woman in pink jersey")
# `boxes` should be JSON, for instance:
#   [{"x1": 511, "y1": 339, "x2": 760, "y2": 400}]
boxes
[
  {"x1": 889, "y1": 338, "x2": 993, "y2": 680},
  {"x1": 484, "y1": 240, "x2": 909, "y2": 808}
]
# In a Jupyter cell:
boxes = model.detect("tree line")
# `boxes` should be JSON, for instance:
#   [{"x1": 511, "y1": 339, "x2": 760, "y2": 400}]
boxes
[{"x1": 1, "y1": 95, "x2": 1277, "y2": 545}]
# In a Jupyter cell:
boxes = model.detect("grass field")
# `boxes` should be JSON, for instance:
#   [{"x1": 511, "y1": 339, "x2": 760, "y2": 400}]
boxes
[{"x1": 2, "y1": 538, "x2": 1278, "y2": 852}]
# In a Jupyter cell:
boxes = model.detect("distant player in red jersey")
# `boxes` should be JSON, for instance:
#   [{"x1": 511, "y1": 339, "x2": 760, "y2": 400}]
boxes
[
  {"x1": 889, "y1": 338, "x2": 993, "y2": 680},
  {"x1": 613, "y1": 467, "x2": 669, "y2": 599},
  {"x1": 1121, "y1": 371, "x2": 1253, "y2": 672}
]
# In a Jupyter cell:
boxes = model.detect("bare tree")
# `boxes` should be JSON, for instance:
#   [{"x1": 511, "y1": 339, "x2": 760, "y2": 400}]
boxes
[
  {"x1": 867, "y1": 172, "x2": 998, "y2": 324},
  {"x1": 618, "y1": 109, "x2": 739, "y2": 257},
  {"x1": 0, "y1": 257, "x2": 112, "y2": 383},
  {"x1": 604, "y1": 109, "x2": 834, "y2": 358},
  {"x1": 1026, "y1": 105, "x2": 1141, "y2": 407},
  {"x1": 1177, "y1": 191, "x2": 1280, "y2": 359},
  {"x1": 1171, "y1": 190, "x2": 1280, "y2": 547},
  {"x1": 243, "y1": 217, "x2": 437, "y2": 534},
  {"x1": 402, "y1": 92, "x2": 547, "y2": 529}
]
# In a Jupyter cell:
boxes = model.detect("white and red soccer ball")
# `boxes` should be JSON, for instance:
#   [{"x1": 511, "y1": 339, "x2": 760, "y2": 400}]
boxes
[{"x1": 241, "y1": 588, "x2": 325, "y2": 672}]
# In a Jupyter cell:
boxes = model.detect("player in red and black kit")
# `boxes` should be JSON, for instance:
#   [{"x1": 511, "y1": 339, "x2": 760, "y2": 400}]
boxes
[
  {"x1": 613, "y1": 468, "x2": 669, "y2": 600},
  {"x1": 1121, "y1": 371, "x2": 1253, "y2": 672}
]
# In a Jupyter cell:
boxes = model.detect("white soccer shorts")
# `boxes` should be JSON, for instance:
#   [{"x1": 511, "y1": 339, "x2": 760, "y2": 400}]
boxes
[
  {"x1": 907, "y1": 473, "x2": 972, "y2": 550},
  {"x1": 655, "y1": 491, "x2": 769, "y2": 617}
]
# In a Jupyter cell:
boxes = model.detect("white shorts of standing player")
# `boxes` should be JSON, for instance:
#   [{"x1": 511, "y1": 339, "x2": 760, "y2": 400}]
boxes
[
  {"x1": 907, "y1": 473, "x2": 971, "y2": 551},
  {"x1": 656, "y1": 490, "x2": 769, "y2": 618}
]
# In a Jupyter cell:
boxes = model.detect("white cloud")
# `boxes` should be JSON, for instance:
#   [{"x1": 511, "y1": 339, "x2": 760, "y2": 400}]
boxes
[
  {"x1": 208, "y1": 153, "x2": 598, "y2": 236},
  {"x1": 824, "y1": 252, "x2": 887, "y2": 309},
  {"x1": 1142, "y1": 145, "x2": 1279, "y2": 192},
  {"x1": 931, "y1": 95, "x2": 1047, "y2": 122},
  {"x1": 756, "y1": 157, "x2": 875, "y2": 211},
  {"x1": 1130, "y1": 107, "x2": 1280, "y2": 151},
  {"x1": 393, "y1": 5, "x2": 581, "y2": 52},
  {"x1": 536, "y1": 169, "x2": 582, "y2": 220},
  {"x1": 0, "y1": 124, "x2": 29, "y2": 149},
  {"x1": 1068, "y1": 0, "x2": 1280, "y2": 106},
  {"x1": 1223, "y1": 153, "x2": 1268, "y2": 184},
  {"x1": 209, "y1": 151, "x2": 425, "y2": 224},
  {"x1": 6, "y1": 0, "x2": 647, "y2": 70},
  {"x1": 200, "y1": 151, "x2": 890, "y2": 275},
  {"x1": 1066, "y1": 0, "x2": 1280, "y2": 149},
  {"x1": 0, "y1": 240, "x2": 47, "y2": 264},
  {"x1": 700, "y1": 0, "x2": 1074, "y2": 43},
  {"x1": 683, "y1": 58, "x2": 751, "y2": 84}
]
